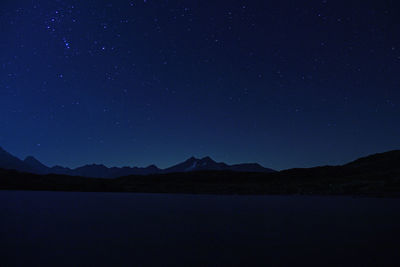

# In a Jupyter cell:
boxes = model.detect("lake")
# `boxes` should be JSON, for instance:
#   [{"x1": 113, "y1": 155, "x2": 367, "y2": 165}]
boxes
[{"x1": 1, "y1": 191, "x2": 399, "y2": 266}]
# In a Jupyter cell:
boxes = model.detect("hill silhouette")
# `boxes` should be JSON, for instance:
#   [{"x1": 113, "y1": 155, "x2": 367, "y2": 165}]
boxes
[
  {"x1": 0, "y1": 149, "x2": 399, "y2": 196},
  {"x1": 0, "y1": 146, "x2": 275, "y2": 178}
]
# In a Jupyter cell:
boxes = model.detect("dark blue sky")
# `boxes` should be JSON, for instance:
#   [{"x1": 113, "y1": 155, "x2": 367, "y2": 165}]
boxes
[{"x1": 0, "y1": 0, "x2": 399, "y2": 170}]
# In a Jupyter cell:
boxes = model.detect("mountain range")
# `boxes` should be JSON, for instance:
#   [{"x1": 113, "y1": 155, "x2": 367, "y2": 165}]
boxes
[
  {"x1": 1, "y1": 149, "x2": 400, "y2": 196},
  {"x1": 0, "y1": 146, "x2": 275, "y2": 178}
]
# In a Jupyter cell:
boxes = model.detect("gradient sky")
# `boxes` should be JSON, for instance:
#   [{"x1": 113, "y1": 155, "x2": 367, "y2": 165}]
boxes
[{"x1": 0, "y1": 0, "x2": 399, "y2": 170}]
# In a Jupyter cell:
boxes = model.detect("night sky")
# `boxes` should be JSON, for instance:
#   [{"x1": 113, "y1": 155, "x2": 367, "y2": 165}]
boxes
[{"x1": 0, "y1": 0, "x2": 399, "y2": 170}]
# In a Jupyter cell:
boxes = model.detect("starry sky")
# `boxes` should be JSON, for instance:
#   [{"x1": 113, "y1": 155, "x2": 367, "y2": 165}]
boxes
[{"x1": 0, "y1": 0, "x2": 399, "y2": 170}]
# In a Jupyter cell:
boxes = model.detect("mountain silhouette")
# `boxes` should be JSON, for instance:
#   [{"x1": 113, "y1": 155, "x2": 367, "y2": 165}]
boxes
[
  {"x1": 0, "y1": 146, "x2": 274, "y2": 178},
  {"x1": 24, "y1": 156, "x2": 49, "y2": 174},
  {"x1": 343, "y1": 150, "x2": 400, "y2": 172},
  {"x1": 1, "y1": 149, "x2": 399, "y2": 196},
  {"x1": 164, "y1": 156, "x2": 274, "y2": 173},
  {"x1": 0, "y1": 147, "x2": 33, "y2": 173}
]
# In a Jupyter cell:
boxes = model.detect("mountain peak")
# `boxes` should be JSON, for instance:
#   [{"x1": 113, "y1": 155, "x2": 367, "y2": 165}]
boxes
[
  {"x1": 146, "y1": 164, "x2": 159, "y2": 170},
  {"x1": 186, "y1": 156, "x2": 215, "y2": 163},
  {"x1": 201, "y1": 156, "x2": 214, "y2": 162}
]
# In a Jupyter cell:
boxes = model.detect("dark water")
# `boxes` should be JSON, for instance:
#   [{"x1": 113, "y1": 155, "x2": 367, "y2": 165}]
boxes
[{"x1": 1, "y1": 191, "x2": 399, "y2": 266}]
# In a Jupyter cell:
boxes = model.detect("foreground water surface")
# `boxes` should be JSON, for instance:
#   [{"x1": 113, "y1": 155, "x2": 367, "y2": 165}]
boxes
[{"x1": 1, "y1": 191, "x2": 399, "y2": 266}]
